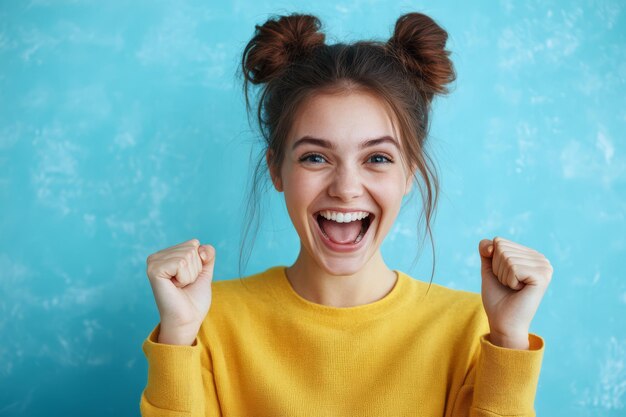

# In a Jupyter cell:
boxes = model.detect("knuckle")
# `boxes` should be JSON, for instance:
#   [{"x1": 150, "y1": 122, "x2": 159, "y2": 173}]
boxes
[
  {"x1": 508, "y1": 268, "x2": 516, "y2": 284},
  {"x1": 186, "y1": 252, "x2": 196, "y2": 265},
  {"x1": 177, "y1": 271, "x2": 188, "y2": 284}
]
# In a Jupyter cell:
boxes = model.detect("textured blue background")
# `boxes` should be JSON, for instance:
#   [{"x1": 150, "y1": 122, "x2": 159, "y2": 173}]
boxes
[{"x1": 1, "y1": 1, "x2": 625, "y2": 415}]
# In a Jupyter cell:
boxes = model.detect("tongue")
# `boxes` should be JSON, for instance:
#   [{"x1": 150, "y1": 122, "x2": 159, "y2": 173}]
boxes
[{"x1": 320, "y1": 218, "x2": 362, "y2": 244}]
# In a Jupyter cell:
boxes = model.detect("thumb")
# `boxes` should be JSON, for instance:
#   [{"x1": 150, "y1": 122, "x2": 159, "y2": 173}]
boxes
[
  {"x1": 478, "y1": 239, "x2": 494, "y2": 275},
  {"x1": 183, "y1": 245, "x2": 216, "y2": 309},
  {"x1": 199, "y1": 244, "x2": 215, "y2": 266},
  {"x1": 194, "y1": 244, "x2": 215, "y2": 288}
]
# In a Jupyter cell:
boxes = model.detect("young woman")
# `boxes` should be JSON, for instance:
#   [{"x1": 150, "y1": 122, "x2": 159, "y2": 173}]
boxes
[{"x1": 140, "y1": 12, "x2": 553, "y2": 417}]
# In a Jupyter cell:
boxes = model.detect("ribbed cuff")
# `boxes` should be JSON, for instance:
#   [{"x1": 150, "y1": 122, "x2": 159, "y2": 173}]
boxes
[
  {"x1": 472, "y1": 333, "x2": 545, "y2": 415},
  {"x1": 142, "y1": 323, "x2": 203, "y2": 412}
]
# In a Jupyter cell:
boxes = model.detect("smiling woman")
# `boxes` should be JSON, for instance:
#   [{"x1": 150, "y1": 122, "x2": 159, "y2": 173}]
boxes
[
  {"x1": 240, "y1": 16, "x2": 447, "y2": 289},
  {"x1": 268, "y1": 91, "x2": 415, "y2": 299},
  {"x1": 140, "y1": 11, "x2": 551, "y2": 417}
]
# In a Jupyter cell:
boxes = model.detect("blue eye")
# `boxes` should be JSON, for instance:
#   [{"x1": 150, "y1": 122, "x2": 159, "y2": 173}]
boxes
[
  {"x1": 368, "y1": 154, "x2": 393, "y2": 164},
  {"x1": 299, "y1": 153, "x2": 327, "y2": 164}
]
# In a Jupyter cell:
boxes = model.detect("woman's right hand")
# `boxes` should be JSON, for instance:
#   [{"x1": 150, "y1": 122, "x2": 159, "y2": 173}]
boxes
[{"x1": 146, "y1": 239, "x2": 216, "y2": 345}]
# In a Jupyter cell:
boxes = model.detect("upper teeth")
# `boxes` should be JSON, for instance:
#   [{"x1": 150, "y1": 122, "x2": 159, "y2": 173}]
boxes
[{"x1": 319, "y1": 211, "x2": 370, "y2": 223}]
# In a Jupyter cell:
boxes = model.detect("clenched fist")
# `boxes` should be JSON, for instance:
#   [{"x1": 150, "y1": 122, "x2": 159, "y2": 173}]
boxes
[
  {"x1": 146, "y1": 239, "x2": 216, "y2": 345},
  {"x1": 478, "y1": 236, "x2": 553, "y2": 349}
]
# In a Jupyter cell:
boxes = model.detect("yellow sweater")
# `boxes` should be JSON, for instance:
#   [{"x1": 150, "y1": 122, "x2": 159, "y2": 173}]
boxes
[{"x1": 140, "y1": 266, "x2": 545, "y2": 417}]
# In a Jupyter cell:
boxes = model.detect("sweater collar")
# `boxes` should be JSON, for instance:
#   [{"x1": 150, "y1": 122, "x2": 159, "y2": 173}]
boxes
[{"x1": 267, "y1": 265, "x2": 414, "y2": 327}]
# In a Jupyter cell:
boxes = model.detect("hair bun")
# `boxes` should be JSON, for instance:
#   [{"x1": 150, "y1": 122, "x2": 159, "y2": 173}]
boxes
[
  {"x1": 242, "y1": 13, "x2": 326, "y2": 85},
  {"x1": 387, "y1": 12, "x2": 456, "y2": 101}
]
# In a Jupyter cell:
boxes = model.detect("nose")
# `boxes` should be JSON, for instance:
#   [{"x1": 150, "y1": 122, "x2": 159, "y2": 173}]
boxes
[{"x1": 327, "y1": 163, "x2": 364, "y2": 201}]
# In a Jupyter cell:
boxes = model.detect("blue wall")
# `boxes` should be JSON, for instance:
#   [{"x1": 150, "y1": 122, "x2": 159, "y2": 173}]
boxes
[{"x1": 1, "y1": 1, "x2": 624, "y2": 415}]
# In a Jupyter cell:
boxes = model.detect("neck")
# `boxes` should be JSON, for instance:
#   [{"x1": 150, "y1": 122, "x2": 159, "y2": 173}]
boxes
[{"x1": 285, "y1": 246, "x2": 397, "y2": 307}]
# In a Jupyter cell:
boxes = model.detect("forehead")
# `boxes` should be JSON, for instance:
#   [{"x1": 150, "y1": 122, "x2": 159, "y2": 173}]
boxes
[{"x1": 288, "y1": 91, "x2": 400, "y2": 148}]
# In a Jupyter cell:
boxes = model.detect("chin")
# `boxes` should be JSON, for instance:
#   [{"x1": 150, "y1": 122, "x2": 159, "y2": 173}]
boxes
[{"x1": 316, "y1": 257, "x2": 368, "y2": 277}]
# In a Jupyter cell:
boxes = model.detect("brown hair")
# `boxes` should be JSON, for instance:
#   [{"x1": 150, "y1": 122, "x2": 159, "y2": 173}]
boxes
[{"x1": 236, "y1": 12, "x2": 455, "y2": 287}]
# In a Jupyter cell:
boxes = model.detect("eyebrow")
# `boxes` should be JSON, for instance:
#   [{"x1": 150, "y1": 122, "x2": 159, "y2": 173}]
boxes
[{"x1": 291, "y1": 135, "x2": 399, "y2": 151}]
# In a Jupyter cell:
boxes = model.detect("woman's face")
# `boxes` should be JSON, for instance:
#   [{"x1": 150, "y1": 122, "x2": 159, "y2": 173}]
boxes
[{"x1": 268, "y1": 90, "x2": 414, "y2": 276}]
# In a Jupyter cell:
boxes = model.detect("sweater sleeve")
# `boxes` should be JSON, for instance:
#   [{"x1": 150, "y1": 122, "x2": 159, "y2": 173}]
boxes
[
  {"x1": 139, "y1": 323, "x2": 221, "y2": 417},
  {"x1": 450, "y1": 332, "x2": 545, "y2": 417}
]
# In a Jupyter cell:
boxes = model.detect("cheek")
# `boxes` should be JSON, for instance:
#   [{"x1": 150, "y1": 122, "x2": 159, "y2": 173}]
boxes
[
  {"x1": 283, "y1": 165, "x2": 313, "y2": 188},
  {"x1": 370, "y1": 175, "x2": 406, "y2": 203},
  {"x1": 283, "y1": 172, "x2": 320, "y2": 217}
]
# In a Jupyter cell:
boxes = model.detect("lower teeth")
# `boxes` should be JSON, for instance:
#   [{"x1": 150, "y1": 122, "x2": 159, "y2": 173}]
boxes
[{"x1": 353, "y1": 221, "x2": 368, "y2": 244}]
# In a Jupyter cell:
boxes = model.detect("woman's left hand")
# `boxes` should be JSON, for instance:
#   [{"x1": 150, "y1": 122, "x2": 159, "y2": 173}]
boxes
[{"x1": 478, "y1": 236, "x2": 553, "y2": 349}]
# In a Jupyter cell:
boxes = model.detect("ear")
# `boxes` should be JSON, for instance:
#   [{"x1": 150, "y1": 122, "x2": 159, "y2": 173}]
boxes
[
  {"x1": 266, "y1": 149, "x2": 283, "y2": 192},
  {"x1": 404, "y1": 175, "x2": 413, "y2": 196},
  {"x1": 404, "y1": 163, "x2": 416, "y2": 196}
]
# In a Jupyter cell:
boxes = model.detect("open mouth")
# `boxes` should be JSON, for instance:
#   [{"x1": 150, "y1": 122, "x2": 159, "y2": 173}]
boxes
[{"x1": 314, "y1": 212, "x2": 374, "y2": 245}]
